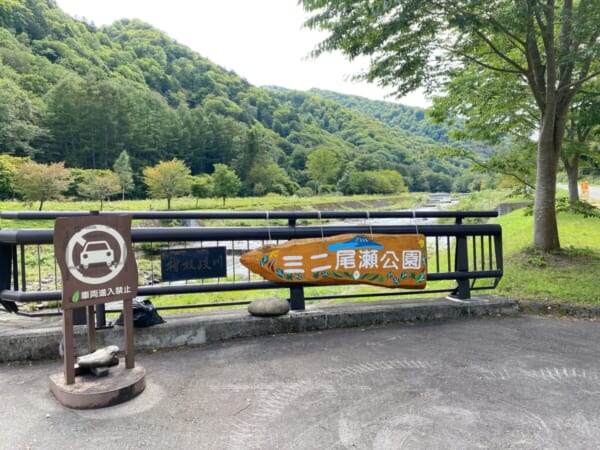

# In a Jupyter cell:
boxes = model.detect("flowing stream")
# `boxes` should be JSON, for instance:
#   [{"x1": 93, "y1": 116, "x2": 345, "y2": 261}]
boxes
[{"x1": 179, "y1": 193, "x2": 457, "y2": 280}]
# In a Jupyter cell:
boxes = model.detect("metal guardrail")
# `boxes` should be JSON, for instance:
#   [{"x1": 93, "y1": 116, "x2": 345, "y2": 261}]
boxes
[{"x1": 0, "y1": 210, "x2": 503, "y2": 320}]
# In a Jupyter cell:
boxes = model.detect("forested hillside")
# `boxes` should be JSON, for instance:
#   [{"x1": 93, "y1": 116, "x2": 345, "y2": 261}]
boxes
[{"x1": 0, "y1": 0, "x2": 492, "y2": 200}]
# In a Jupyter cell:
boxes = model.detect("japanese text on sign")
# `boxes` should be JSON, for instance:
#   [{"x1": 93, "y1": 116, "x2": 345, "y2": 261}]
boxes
[{"x1": 160, "y1": 247, "x2": 227, "y2": 282}]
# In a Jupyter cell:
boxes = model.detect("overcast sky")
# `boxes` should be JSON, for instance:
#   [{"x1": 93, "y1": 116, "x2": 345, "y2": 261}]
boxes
[{"x1": 54, "y1": 0, "x2": 428, "y2": 108}]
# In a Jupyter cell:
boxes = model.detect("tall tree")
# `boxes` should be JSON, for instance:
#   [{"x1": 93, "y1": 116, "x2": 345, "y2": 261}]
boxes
[
  {"x1": 301, "y1": 0, "x2": 600, "y2": 250},
  {"x1": 12, "y1": 161, "x2": 69, "y2": 211},
  {"x1": 113, "y1": 150, "x2": 134, "y2": 200},
  {"x1": 306, "y1": 147, "x2": 342, "y2": 195},
  {"x1": 431, "y1": 59, "x2": 600, "y2": 204},
  {"x1": 143, "y1": 158, "x2": 191, "y2": 210},
  {"x1": 191, "y1": 174, "x2": 213, "y2": 207},
  {"x1": 211, "y1": 163, "x2": 241, "y2": 206}
]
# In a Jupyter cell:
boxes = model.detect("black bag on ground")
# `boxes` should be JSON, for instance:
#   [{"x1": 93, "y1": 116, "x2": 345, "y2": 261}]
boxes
[{"x1": 115, "y1": 298, "x2": 165, "y2": 327}]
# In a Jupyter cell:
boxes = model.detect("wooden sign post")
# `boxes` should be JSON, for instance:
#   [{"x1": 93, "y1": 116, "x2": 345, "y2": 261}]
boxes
[{"x1": 50, "y1": 215, "x2": 144, "y2": 409}]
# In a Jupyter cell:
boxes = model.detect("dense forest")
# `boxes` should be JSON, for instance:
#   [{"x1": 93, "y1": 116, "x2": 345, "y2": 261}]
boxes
[{"x1": 0, "y1": 0, "x2": 495, "y2": 200}]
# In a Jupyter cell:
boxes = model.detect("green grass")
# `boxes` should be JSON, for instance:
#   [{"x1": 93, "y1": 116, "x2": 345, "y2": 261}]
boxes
[
  {"x1": 147, "y1": 284, "x2": 363, "y2": 313},
  {"x1": 6, "y1": 190, "x2": 600, "y2": 311},
  {"x1": 0, "y1": 192, "x2": 426, "y2": 229},
  {"x1": 494, "y1": 210, "x2": 600, "y2": 305},
  {"x1": 1, "y1": 193, "x2": 428, "y2": 313},
  {"x1": 440, "y1": 188, "x2": 600, "y2": 306}
]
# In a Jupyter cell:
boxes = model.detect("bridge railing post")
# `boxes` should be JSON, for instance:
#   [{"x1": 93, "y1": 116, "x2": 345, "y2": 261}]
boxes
[
  {"x1": 0, "y1": 243, "x2": 18, "y2": 312},
  {"x1": 289, "y1": 286, "x2": 305, "y2": 311},
  {"x1": 454, "y1": 234, "x2": 471, "y2": 300}
]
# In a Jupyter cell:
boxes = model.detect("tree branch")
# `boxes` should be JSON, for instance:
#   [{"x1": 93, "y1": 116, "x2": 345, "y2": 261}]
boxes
[
  {"x1": 448, "y1": 47, "x2": 523, "y2": 74},
  {"x1": 524, "y1": 3, "x2": 546, "y2": 110},
  {"x1": 474, "y1": 161, "x2": 535, "y2": 188},
  {"x1": 558, "y1": 69, "x2": 600, "y2": 93},
  {"x1": 472, "y1": 30, "x2": 528, "y2": 74}
]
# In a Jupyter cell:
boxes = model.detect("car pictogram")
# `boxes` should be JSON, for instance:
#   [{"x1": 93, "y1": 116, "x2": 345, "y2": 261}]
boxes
[{"x1": 80, "y1": 240, "x2": 114, "y2": 269}]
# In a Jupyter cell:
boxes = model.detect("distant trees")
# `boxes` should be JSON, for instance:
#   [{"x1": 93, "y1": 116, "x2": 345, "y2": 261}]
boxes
[
  {"x1": 306, "y1": 148, "x2": 342, "y2": 195},
  {"x1": 12, "y1": 161, "x2": 69, "y2": 211},
  {"x1": 191, "y1": 174, "x2": 213, "y2": 207},
  {"x1": 113, "y1": 151, "x2": 134, "y2": 200},
  {"x1": 77, "y1": 170, "x2": 121, "y2": 210},
  {"x1": 247, "y1": 163, "x2": 299, "y2": 196},
  {"x1": 343, "y1": 170, "x2": 408, "y2": 195},
  {"x1": 0, "y1": 0, "x2": 531, "y2": 208},
  {"x1": 143, "y1": 159, "x2": 191, "y2": 209},
  {"x1": 0, "y1": 79, "x2": 44, "y2": 157},
  {"x1": 561, "y1": 87, "x2": 600, "y2": 203},
  {"x1": 211, "y1": 163, "x2": 241, "y2": 206},
  {"x1": 0, "y1": 155, "x2": 27, "y2": 200}
]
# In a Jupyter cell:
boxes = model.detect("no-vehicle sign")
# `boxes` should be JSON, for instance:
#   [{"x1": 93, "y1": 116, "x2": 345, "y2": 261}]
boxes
[{"x1": 54, "y1": 215, "x2": 138, "y2": 309}]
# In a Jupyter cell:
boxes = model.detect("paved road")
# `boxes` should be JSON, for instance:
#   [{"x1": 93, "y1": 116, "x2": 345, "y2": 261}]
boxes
[
  {"x1": 588, "y1": 184, "x2": 600, "y2": 201},
  {"x1": 558, "y1": 183, "x2": 600, "y2": 201},
  {"x1": 3, "y1": 315, "x2": 600, "y2": 449}
]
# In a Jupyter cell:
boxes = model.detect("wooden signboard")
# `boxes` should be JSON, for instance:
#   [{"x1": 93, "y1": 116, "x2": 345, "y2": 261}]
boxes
[
  {"x1": 53, "y1": 215, "x2": 138, "y2": 385},
  {"x1": 241, "y1": 234, "x2": 427, "y2": 289},
  {"x1": 54, "y1": 215, "x2": 138, "y2": 309}
]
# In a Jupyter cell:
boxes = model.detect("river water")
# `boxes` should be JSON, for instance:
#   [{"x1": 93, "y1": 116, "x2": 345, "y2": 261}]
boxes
[{"x1": 182, "y1": 193, "x2": 458, "y2": 281}]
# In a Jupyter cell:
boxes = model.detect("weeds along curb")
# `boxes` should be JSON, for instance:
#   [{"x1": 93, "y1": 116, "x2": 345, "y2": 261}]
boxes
[{"x1": 517, "y1": 300, "x2": 600, "y2": 319}]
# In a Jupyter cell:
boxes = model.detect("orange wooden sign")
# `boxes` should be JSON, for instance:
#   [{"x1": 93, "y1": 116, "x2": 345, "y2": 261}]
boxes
[{"x1": 241, "y1": 234, "x2": 427, "y2": 289}]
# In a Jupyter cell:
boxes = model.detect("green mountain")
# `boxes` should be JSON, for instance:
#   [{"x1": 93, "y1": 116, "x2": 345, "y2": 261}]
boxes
[{"x1": 0, "y1": 0, "x2": 489, "y2": 197}]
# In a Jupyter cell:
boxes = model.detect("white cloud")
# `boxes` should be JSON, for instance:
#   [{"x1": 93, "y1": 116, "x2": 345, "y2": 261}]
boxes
[{"x1": 54, "y1": 0, "x2": 429, "y2": 107}]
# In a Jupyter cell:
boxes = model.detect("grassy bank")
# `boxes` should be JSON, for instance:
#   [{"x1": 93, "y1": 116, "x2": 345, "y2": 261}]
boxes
[
  {"x1": 495, "y1": 209, "x2": 600, "y2": 305},
  {"x1": 0, "y1": 192, "x2": 427, "y2": 313},
  {"x1": 448, "y1": 189, "x2": 600, "y2": 306},
  {"x1": 4, "y1": 190, "x2": 599, "y2": 311},
  {"x1": 0, "y1": 192, "x2": 427, "y2": 229}
]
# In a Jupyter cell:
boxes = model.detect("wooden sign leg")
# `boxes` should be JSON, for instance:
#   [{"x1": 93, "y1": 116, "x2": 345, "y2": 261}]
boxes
[
  {"x1": 123, "y1": 298, "x2": 135, "y2": 369},
  {"x1": 87, "y1": 305, "x2": 96, "y2": 353},
  {"x1": 62, "y1": 309, "x2": 75, "y2": 385}
]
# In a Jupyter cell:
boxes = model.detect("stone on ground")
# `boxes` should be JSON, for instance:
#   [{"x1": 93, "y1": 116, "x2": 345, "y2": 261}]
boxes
[{"x1": 248, "y1": 297, "x2": 290, "y2": 317}]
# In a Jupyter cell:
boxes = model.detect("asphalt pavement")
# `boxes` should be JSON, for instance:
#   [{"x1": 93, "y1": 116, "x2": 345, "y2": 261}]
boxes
[
  {"x1": 3, "y1": 314, "x2": 600, "y2": 449},
  {"x1": 2, "y1": 185, "x2": 599, "y2": 449},
  {"x1": 558, "y1": 182, "x2": 600, "y2": 203}
]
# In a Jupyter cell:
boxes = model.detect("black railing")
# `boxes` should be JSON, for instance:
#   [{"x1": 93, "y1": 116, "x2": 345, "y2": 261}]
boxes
[{"x1": 0, "y1": 210, "x2": 503, "y2": 320}]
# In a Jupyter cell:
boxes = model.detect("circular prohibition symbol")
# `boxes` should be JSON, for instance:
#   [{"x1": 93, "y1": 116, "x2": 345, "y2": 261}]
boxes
[{"x1": 65, "y1": 224, "x2": 127, "y2": 285}]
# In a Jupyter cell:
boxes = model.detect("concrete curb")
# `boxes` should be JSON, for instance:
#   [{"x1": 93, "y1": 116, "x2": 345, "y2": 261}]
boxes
[
  {"x1": 517, "y1": 300, "x2": 600, "y2": 319},
  {"x1": 0, "y1": 295, "x2": 517, "y2": 363}
]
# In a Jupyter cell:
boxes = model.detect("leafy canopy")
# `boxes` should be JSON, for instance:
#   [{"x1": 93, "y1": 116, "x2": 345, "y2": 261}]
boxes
[
  {"x1": 12, "y1": 160, "x2": 69, "y2": 211},
  {"x1": 77, "y1": 170, "x2": 121, "y2": 210},
  {"x1": 306, "y1": 147, "x2": 343, "y2": 194},
  {"x1": 301, "y1": 0, "x2": 600, "y2": 250},
  {"x1": 143, "y1": 158, "x2": 191, "y2": 209},
  {"x1": 211, "y1": 163, "x2": 241, "y2": 206}
]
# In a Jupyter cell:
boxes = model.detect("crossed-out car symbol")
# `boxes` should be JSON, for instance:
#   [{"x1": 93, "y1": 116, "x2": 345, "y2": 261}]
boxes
[{"x1": 80, "y1": 240, "x2": 114, "y2": 270}]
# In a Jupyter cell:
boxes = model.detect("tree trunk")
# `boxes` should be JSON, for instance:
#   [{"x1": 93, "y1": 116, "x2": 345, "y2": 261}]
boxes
[
  {"x1": 167, "y1": 196, "x2": 171, "y2": 210},
  {"x1": 533, "y1": 109, "x2": 563, "y2": 251},
  {"x1": 562, "y1": 153, "x2": 580, "y2": 203}
]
